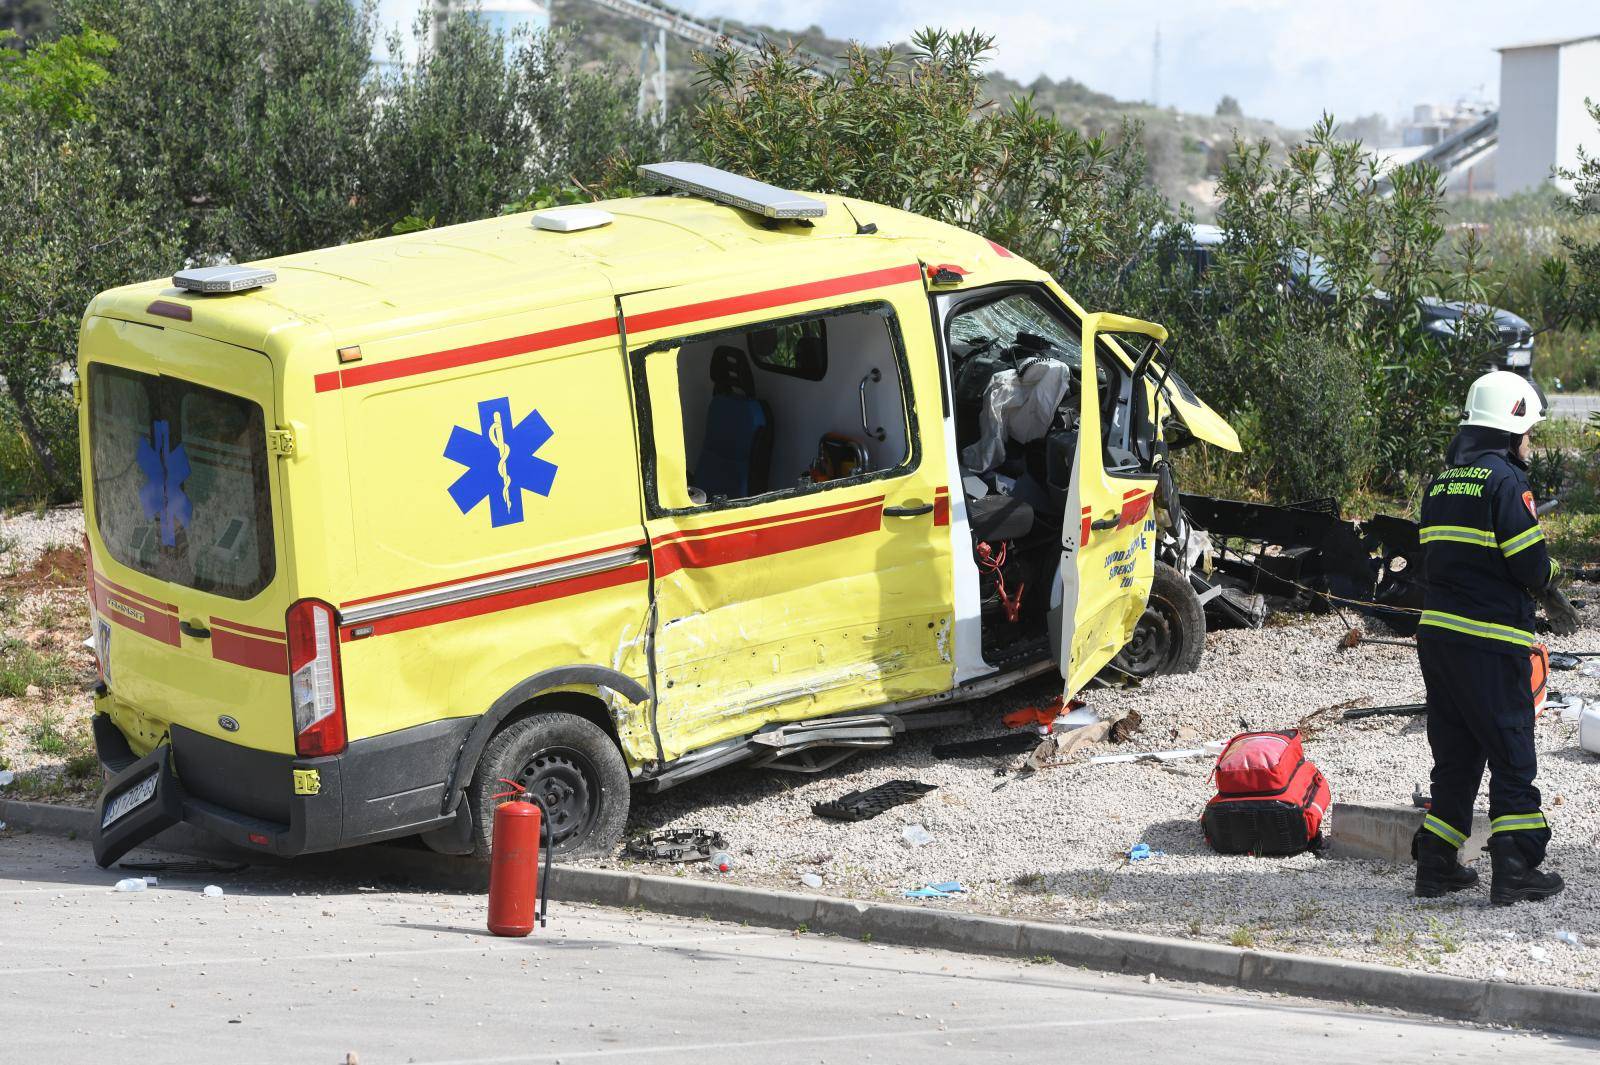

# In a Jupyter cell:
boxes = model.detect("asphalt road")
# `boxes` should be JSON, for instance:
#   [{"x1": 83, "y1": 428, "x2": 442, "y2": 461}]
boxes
[
  {"x1": 1548, "y1": 393, "x2": 1599, "y2": 420},
  {"x1": 3, "y1": 831, "x2": 1598, "y2": 1065}
]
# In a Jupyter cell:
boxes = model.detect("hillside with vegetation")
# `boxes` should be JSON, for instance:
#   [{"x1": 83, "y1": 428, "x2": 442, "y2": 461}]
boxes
[{"x1": 549, "y1": 0, "x2": 1302, "y2": 216}]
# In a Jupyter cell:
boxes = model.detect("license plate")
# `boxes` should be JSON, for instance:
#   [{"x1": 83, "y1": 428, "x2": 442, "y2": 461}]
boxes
[{"x1": 101, "y1": 772, "x2": 158, "y2": 829}]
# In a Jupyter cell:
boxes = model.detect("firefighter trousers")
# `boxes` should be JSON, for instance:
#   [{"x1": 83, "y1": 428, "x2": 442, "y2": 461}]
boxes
[{"x1": 1415, "y1": 636, "x2": 1550, "y2": 866}]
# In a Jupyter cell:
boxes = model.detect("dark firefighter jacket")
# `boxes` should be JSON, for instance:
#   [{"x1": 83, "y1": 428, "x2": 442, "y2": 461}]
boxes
[{"x1": 1418, "y1": 426, "x2": 1560, "y2": 655}]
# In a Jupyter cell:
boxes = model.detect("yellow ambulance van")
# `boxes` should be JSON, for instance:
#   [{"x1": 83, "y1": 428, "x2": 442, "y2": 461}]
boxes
[{"x1": 82, "y1": 163, "x2": 1239, "y2": 864}]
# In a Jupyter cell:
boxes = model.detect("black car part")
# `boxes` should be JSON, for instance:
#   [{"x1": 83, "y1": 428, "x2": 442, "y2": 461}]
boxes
[
  {"x1": 1182, "y1": 494, "x2": 1424, "y2": 634},
  {"x1": 931, "y1": 732, "x2": 1040, "y2": 760},
  {"x1": 812, "y1": 779, "x2": 937, "y2": 822},
  {"x1": 624, "y1": 828, "x2": 728, "y2": 862}
]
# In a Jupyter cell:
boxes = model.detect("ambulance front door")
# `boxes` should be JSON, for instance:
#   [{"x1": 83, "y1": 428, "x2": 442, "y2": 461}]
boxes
[{"x1": 1057, "y1": 312, "x2": 1165, "y2": 694}]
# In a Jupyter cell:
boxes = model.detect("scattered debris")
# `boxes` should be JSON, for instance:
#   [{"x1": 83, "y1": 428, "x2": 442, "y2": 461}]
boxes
[
  {"x1": 1550, "y1": 652, "x2": 1582, "y2": 671},
  {"x1": 709, "y1": 849, "x2": 733, "y2": 873},
  {"x1": 1088, "y1": 746, "x2": 1218, "y2": 765},
  {"x1": 901, "y1": 824, "x2": 934, "y2": 848},
  {"x1": 904, "y1": 881, "x2": 965, "y2": 899},
  {"x1": 799, "y1": 873, "x2": 823, "y2": 889},
  {"x1": 1338, "y1": 628, "x2": 1415, "y2": 651},
  {"x1": 1341, "y1": 702, "x2": 1427, "y2": 720},
  {"x1": 0, "y1": 769, "x2": 13, "y2": 786},
  {"x1": 1127, "y1": 843, "x2": 1164, "y2": 861},
  {"x1": 113, "y1": 878, "x2": 147, "y2": 892},
  {"x1": 1002, "y1": 699, "x2": 1065, "y2": 730},
  {"x1": 624, "y1": 828, "x2": 729, "y2": 863},
  {"x1": 1554, "y1": 930, "x2": 1583, "y2": 948},
  {"x1": 812, "y1": 780, "x2": 936, "y2": 823},
  {"x1": 1054, "y1": 706, "x2": 1100, "y2": 732},
  {"x1": 1109, "y1": 709, "x2": 1143, "y2": 744},
  {"x1": 931, "y1": 733, "x2": 1038, "y2": 760},
  {"x1": 201, "y1": 885, "x2": 225, "y2": 898}
]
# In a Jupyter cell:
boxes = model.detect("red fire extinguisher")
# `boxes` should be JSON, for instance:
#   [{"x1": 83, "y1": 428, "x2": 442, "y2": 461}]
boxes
[{"x1": 487, "y1": 778, "x2": 552, "y2": 937}]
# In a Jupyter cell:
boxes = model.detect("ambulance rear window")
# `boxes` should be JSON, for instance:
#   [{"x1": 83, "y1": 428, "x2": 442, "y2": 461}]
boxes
[{"x1": 87, "y1": 364, "x2": 274, "y2": 600}]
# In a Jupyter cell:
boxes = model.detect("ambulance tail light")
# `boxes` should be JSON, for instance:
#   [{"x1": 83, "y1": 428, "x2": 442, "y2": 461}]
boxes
[{"x1": 286, "y1": 599, "x2": 345, "y2": 757}]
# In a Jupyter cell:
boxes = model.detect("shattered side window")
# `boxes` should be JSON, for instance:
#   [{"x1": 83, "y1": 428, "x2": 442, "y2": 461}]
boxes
[{"x1": 947, "y1": 293, "x2": 1083, "y2": 368}]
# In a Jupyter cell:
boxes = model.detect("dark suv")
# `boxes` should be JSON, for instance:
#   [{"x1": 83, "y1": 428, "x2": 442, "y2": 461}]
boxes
[{"x1": 1181, "y1": 224, "x2": 1534, "y2": 375}]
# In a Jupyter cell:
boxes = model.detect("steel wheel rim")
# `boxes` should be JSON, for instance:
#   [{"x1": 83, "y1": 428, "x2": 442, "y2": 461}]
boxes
[
  {"x1": 1115, "y1": 594, "x2": 1181, "y2": 677},
  {"x1": 514, "y1": 746, "x2": 600, "y2": 850}
]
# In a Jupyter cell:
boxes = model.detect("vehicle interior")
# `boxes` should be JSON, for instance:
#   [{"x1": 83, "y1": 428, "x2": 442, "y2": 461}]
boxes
[
  {"x1": 943, "y1": 286, "x2": 1155, "y2": 664},
  {"x1": 672, "y1": 303, "x2": 911, "y2": 505}
]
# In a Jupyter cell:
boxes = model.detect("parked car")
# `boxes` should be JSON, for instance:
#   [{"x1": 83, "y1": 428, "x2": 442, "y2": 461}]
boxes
[
  {"x1": 1181, "y1": 223, "x2": 1534, "y2": 374},
  {"x1": 81, "y1": 162, "x2": 1240, "y2": 863}
]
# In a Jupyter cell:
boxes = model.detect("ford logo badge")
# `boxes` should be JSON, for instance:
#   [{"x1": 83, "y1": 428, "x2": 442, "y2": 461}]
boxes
[{"x1": 217, "y1": 715, "x2": 240, "y2": 733}]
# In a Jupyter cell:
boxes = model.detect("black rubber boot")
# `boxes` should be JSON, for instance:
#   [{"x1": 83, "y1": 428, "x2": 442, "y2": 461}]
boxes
[
  {"x1": 1488, "y1": 836, "x2": 1564, "y2": 906},
  {"x1": 1414, "y1": 833, "x2": 1479, "y2": 898}
]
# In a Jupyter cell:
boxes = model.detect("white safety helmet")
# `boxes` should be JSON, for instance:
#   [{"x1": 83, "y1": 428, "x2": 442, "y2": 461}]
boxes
[{"x1": 1461, "y1": 371, "x2": 1546, "y2": 435}]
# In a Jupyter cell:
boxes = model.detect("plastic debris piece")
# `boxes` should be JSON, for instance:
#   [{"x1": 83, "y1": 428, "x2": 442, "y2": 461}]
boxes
[
  {"x1": 799, "y1": 873, "x2": 823, "y2": 889},
  {"x1": 1553, "y1": 930, "x2": 1583, "y2": 947},
  {"x1": 142, "y1": 876, "x2": 158, "y2": 886},
  {"x1": 1055, "y1": 706, "x2": 1100, "y2": 733},
  {"x1": 1003, "y1": 697, "x2": 1065, "y2": 730},
  {"x1": 1089, "y1": 748, "x2": 1208, "y2": 765},
  {"x1": 901, "y1": 824, "x2": 934, "y2": 848},
  {"x1": 1127, "y1": 843, "x2": 1165, "y2": 861},
  {"x1": 1492, "y1": 968, "x2": 1509, "y2": 980},
  {"x1": 114, "y1": 878, "x2": 148, "y2": 892},
  {"x1": 927, "y1": 881, "x2": 965, "y2": 893},
  {"x1": 813, "y1": 779, "x2": 936, "y2": 822},
  {"x1": 709, "y1": 850, "x2": 733, "y2": 873},
  {"x1": 903, "y1": 887, "x2": 951, "y2": 899},
  {"x1": 0, "y1": 769, "x2": 14, "y2": 786},
  {"x1": 0, "y1": 821, "x2": 7, "y2": 831},
  {"x1": 201, "y1": 885, "x2": 224, "y2": 898}
]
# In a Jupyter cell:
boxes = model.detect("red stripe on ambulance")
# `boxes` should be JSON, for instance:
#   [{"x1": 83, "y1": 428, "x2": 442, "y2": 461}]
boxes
[
  {"x1": 652, "y1": 498, "x2": 884, "y2": 578},
  {"x1": 623, "y1": 264, "x2": 924, "y2": 336}
]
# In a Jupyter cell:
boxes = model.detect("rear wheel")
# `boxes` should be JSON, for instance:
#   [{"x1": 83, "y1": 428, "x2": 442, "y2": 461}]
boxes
[
  {"x1": 1112, "y1": 561, "x2": 1206, "y2": 678},
  {"x1": 468, "y1": 712, "x2": 630, "y2": 859}
]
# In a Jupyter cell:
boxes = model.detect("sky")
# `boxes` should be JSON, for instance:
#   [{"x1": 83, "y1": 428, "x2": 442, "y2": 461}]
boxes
[{"x1": 669, "y1": 0, "x2": 1600, "y2": 129}]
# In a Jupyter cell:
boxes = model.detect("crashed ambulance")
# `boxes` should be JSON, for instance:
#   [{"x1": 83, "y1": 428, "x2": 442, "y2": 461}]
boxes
[{"x1": 80, "y1": 163, "x2": 1239, "y2": 862}]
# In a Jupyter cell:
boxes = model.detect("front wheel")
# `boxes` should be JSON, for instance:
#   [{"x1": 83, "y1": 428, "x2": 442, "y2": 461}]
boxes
[
  {"x1": 468, "y1": 711, "x2": 630, "y2": 859},
  {"x1": 1111, "y1": 561, "x2": 1206, "y2": 678}
]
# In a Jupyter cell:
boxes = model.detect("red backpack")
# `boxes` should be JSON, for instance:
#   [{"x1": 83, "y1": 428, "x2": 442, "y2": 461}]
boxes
[{"x1": 1202, "y1": 730, "x2": 1330, "y2": 856}]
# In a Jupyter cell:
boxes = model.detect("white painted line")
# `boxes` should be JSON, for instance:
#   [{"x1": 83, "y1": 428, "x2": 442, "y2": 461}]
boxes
[{"x1": 405, "y1": 1009, "x2": 1252, "y2": 1064}]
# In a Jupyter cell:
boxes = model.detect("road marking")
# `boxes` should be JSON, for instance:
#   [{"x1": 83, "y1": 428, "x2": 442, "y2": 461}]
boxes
[{"x1": 404, "y1": 1009, "x2": 1252, "y2": 1064}]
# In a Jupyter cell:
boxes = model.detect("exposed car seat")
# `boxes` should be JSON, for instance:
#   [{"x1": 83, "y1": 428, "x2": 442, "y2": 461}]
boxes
[{"x1": 695, "y1": 346, "x2": 774, "y2": 500}]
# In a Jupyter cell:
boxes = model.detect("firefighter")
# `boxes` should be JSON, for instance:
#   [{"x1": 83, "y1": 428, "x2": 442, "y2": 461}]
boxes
[{"x1": 1413, "y1": 371, "x2": 1580, "y2": 903}]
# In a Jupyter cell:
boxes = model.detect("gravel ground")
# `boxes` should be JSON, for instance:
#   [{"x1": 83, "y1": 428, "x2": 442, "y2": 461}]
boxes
[
  {"x1": 10, "y1": 506, "x2": 1600, "y2": 990},
  {"x1": 606, "y1": 594, "x2": 1600, "y2": 994},
  {"x1": 1, "y1": 505, "x2": 85, "y2": 569}
]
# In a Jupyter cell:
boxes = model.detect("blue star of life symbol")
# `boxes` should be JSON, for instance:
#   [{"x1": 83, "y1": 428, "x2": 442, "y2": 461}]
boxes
[
  {"x1": 135, "y1": 419, "x2": 192, "y2": 547},
  {"x1": 444, "y1": 397, "x2": 558, "y2": 527}
]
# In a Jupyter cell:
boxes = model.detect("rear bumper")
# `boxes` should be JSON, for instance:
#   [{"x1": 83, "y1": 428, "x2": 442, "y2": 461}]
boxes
[{"x1": 92, "y1": 709, "x2": 474, "y2": 858}]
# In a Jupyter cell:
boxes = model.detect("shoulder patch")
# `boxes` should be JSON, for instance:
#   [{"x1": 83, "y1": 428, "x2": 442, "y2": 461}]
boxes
[{"x1": 1523, "y1": 490, "x2": 1537, "y2": 519}]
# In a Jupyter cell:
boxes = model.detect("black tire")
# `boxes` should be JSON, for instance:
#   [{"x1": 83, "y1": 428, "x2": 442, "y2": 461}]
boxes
[
  {"x1": 1112, "y1": 560, "x2": 1206, "y2": 678},
  {"x1": 467, "y1": 712, "x2": 629, "y2": 860}
]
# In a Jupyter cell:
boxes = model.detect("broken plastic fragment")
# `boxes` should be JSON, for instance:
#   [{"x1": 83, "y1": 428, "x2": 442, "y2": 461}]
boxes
[
  {"x1": 1553, "y1": 930, "x2": 1582, "y2": 947},
  {"x1": 799, "y1": 873, "x2": 823, "y2": 889},
  {"x1": 901, "y1": 824, "x2": 933, "y2": 848},
  {"x1": 114, "y1": 878, "x2": 148, "y2": 892},
  {"x1": 1127, "y1": 843, "x2": 1165, "y2": 861},
  {"x1": 202, "y1": 885, "x2": 224, "y2": 898},
  {"x1": 0, "y1": 769, "x2": 13, "y2": 786}
]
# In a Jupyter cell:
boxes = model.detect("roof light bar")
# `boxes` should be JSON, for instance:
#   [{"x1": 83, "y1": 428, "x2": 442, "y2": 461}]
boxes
[
  {"x1": 172, "y1": 265, "x2": 277, "y2": 294},
  {"x1": 637, "y1": 162, "x2": 827, "y2": 220}
]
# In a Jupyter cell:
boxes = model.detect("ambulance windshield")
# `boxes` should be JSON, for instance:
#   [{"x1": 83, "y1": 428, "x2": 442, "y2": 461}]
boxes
[{"x1": 87, "y1": 364, "x2": 275, "y2": 600}]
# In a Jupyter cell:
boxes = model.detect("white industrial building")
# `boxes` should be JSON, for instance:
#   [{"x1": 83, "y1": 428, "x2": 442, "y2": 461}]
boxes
[
  {"x1": 1497, "y1": 33, "x2": 1600, "y2": 196},
  {"x1": 371, "y1": 0, "x2": 551, "y2": 72}
]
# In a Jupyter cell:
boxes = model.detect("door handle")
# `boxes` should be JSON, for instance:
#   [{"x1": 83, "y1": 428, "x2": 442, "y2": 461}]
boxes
[
  {"x1": 180, "y1": 620, "x2": 211, "y2": 639},
  {"x1": 1090, "y1": 514, "x2": 1121, "y2": 531},
  {"x1": 884, "y1": 501, "x2": 934, "y2": 517}
]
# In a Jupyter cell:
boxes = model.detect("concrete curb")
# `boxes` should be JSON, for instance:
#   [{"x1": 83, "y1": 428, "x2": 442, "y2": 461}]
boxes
[
  {"x1": 1329, "y1": 803, "x2": 1490, "y2": 864},
  {"x1": 5, "y1": 798, "x2": 1599, "y2": 1038}
]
